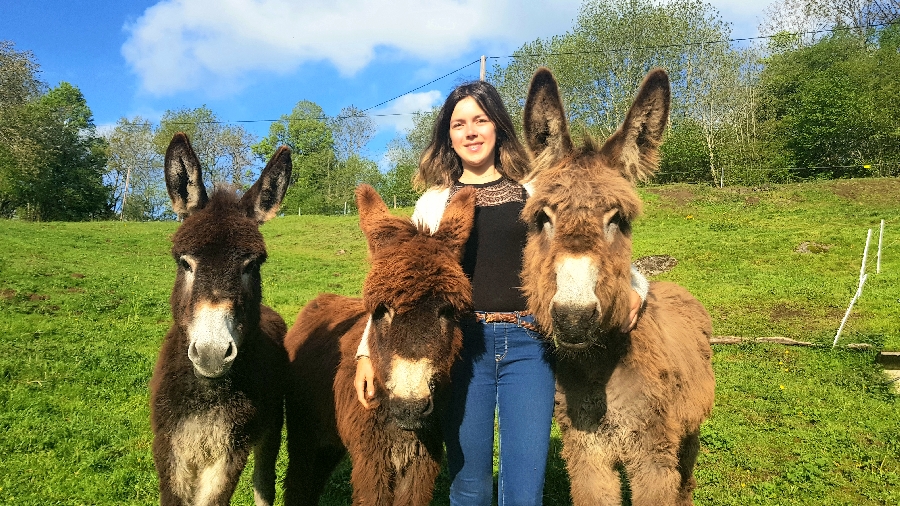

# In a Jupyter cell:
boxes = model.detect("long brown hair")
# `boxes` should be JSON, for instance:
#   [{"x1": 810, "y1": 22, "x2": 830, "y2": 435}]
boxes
[{"x1": 415, "y1": 80, "x2": 529, "y2": 189}]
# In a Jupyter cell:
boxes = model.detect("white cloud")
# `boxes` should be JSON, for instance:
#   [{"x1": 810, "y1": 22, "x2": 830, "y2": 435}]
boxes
[
  {"x1": 121, "y1": 0, "x2": 581, "y2": 96},
  {"x1": 369, "y1": 90, "x2": 442, "y2": 134}
]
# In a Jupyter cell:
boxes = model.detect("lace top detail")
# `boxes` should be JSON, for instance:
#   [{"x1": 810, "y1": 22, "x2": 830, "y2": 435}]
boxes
[{"x1": 449, "y1": 177, "x2": 526, "y2": 207}]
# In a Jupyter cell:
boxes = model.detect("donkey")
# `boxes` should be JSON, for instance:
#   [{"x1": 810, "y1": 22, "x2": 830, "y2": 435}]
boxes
[
  {"x1": 519, "y1": 68, "x2": 715, "y2": 506},
  {"x1": 283, "y1": 184, "x2": 475, "y2": 506},
  {"x1": 150, "y1": 132, "x2": 291, "y2": 506}
]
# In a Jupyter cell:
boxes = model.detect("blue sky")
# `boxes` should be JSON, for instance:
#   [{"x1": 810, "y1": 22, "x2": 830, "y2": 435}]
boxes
[{"x1": 1, "y1": 0, "x2": 770, "y2": 167}]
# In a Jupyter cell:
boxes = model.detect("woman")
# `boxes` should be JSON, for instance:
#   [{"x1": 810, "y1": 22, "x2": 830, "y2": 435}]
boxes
[{"x1": 355, "y1": 80, "x2": 647, "y2": 505}]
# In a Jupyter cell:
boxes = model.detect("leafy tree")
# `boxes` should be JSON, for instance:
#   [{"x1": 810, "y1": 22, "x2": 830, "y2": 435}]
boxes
[
  {"x1": 490, "y1": 0, "x2": 755, "y2": 184},
  {"x1": 761, "y1": 0, "x2": 900, "y2": 41},
  {"x1": 757, "y1": 28, "x2": 900, "y2": 178},
  {"x1": 104, "y1": 117, "x2": 169, "y2": 220},
  {"x1": 0, "y1": 41, "x2": 43, "y2": 115},
  {"x1": 377, "y1": 108, "x2": 436, "y2": 206},
  {"x1": 0, "y1": 82, "x2": 110, "y2": 220},
  {"x1": 253, "y1": 100, "x2": 336, "y2": 214}
]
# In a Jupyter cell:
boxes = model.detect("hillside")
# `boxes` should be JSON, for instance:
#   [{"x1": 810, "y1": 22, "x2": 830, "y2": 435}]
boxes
[{"x1": 0, "y1": 178, "x2": 898, "y2": 505}]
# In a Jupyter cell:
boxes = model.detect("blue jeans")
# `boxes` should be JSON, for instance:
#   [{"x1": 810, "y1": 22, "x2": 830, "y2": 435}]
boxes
[{"x1": 443, "y1": 312, "x2": 556, "y2": 506}]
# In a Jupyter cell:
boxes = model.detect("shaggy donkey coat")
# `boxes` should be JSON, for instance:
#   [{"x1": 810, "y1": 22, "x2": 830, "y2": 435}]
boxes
[
  {"x1": 519, "y1": 68, "x2": 715, "y2": 506},
  {"x1": 283, "y1": 184, "x2": 476, "y2": 506},
  {"x1": 150, "y1": 133, "x2": 291, "y2": 506}
]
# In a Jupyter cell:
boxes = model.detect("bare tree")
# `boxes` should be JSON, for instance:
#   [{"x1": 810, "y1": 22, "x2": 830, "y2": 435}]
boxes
[
  {"x1": 761, "y1": 0, "x2": 900, "y2": 40},
  {"x1": 330, "y1": 105, "x2": 376, "y2": 161}
]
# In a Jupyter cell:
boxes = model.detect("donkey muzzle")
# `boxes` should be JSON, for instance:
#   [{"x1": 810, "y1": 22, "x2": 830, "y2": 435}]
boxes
[
  {"x1": 550, "y1": 303, "x2": 599, "y2": 348},
  {"x1": 390, "y1": 396, "x2": 435, "y2": 431},
  {"x1": 187, "y1": 304, "x2": 239, "y2": 378},
  {"x1": 188, "y1": 338, "x2": 237, "y2": 378}
]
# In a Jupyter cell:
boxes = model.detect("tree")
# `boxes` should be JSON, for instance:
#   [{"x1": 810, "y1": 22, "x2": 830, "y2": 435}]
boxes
[
  {"x1": 0, "y1": 41, "x2": 43, "y2": 115},
  {"x1": 377, "y1": 108, "x2": 436, "y2": 206},
  {"x1": 490, "y1": 0, "x2": 753, "y2": 185},
  {"x1": 253, "y1": 100, "x2": 336, "y2": 214},
  {"x1": 761, "y1": 0, "x2": 900, "y2": 41},
  {"x1": 331, "y1": 105, "x2": 377, "y2": 162},
  {"x1": 154, "y1": 106, "x2": 255, "y2": 189},
  {"x1": 757, "y1": 27, "x2": 900, "y2": 178},
  {"x1": 104, "y1": 117, "x2": 169, "y2": 220},
  {"x1": 0, "y1": 82, "x2": 110, "y2": 220}
]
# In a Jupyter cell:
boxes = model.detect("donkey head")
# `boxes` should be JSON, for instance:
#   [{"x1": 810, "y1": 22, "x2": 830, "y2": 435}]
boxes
[
  {"x1": 357, "y1": 184, "x2": 475, "y2": 430},
  {"x1": 166, "y1": 132, "x2": 291, "y2": 379},
  {"x1": 520, "y1": 68, "x2": 669, "y2": 350}
]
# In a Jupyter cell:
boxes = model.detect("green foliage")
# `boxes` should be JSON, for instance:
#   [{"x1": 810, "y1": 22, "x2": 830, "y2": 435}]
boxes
[
  {"x1": 153, "y1": 106, "x2": 254, "y2": 188},
  {"x1": 0, "y1": 81, "x2": 110, "y2": 220},
  {"x1": 104, "y1": 117, "x2": 169, "y2": 221},
  {"x1": 758, "y1": 28, "x2": 900, "y2": 179},
  {"x1": 0, "y1": 40, "x2": 43, "y2": 112},
  {"x1": 1, "y1": 178, "x2": 898, "y2": 504}
]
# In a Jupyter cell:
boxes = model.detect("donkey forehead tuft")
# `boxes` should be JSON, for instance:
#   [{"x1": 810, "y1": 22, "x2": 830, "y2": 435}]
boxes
[
  {"x1": 529, "y1": 155, "x2": 642, "y2": 221},
  {"x1": 171, "y1": 192, "x2": 267, "y2": 254},
  {"x1": 363, "y1": 240, "x2": 472, "y2": 314}
]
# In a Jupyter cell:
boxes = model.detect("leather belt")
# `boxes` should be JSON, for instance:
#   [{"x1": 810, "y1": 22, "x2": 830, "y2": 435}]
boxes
[{"x1": 473, "y1": 311, "x2": 542, "y2": 334}]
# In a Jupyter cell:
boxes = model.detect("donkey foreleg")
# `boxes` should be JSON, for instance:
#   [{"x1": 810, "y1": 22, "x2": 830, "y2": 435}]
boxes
[
  {"x1": 564, "y1": 433, "x2": 623, "y2": 506},
  {"x1": 252, "y1": 419, "x2": 283, "y2": 506},
  {"x1": 625, "y1": 450, "x2": 684, "y2": 506}
]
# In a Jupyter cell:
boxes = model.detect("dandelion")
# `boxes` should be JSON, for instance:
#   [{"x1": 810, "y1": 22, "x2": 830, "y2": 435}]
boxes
[
  {"x1": 686, "y1": 215, "x2": 693, "y2": 219},
  {"x1": 780, "y1": 384, "x2": 785, "y2": 390}
]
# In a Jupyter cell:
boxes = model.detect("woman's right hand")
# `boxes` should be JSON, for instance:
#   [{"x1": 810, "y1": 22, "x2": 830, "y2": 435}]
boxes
[{"x1": 354, "y1": 356, "x2": 376, "y2": 409}]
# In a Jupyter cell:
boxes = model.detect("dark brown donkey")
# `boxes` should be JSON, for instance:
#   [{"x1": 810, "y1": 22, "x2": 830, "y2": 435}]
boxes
[
  {"x1": 150, "y1": 133, "x2": 291, "y2": 506},
  {"x1": 519, "y1": 68, "x2": 715, "y2": 506},
  {"x1": 283, "y1": 184, "x2": 475, "y2": 506}
]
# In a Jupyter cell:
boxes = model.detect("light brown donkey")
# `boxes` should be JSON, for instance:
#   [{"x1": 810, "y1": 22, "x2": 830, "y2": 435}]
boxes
[
  {"x1": 519, "y1": 68, "x2": 715, "y2": 506},
  {"x1": 150, "y1": 133, "x2": 291, "y2": 506}
]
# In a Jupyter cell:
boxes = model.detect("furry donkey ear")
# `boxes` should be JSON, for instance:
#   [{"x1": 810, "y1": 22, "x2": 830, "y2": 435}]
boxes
[
  {"x1": 164, "y1": 133, "x2": 208, "y2": 218},
  {"x1": 599, "y1": 68, "x2": 670, "y2": 183},
  {"x1": 240, "y1": 145, "x2": 292, "y2": 223},
  {"x1": 357, "y1": 184, "x2": 416, "y2": 254},
  {"x1": 432, "y1": 186, "x2": 475, "y2": 260},
  {"x1": 523, "y1": 67, "x2": 574, "y2": 173}
]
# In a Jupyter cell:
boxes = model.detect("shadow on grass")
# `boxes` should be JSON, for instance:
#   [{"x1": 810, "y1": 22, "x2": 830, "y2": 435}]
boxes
[{"x1": 313, "y1": 434, "x2": 579, "y2": 505}]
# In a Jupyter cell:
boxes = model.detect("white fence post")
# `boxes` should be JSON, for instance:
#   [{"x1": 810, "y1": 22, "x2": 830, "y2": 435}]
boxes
[
  {"x1": 833, "y1": 229, "x2": 873, "y2": 347},
  {"x1": 877, "y1": 219, "x2": 884, "y2": 274}
]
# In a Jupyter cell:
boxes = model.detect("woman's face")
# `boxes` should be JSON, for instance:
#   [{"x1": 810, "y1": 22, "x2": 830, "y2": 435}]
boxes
[{"x1": 449, "y1": 96, "x2": 497, "y2": 174}]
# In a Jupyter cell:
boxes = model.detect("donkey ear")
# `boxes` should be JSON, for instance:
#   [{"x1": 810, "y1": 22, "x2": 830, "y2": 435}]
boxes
[
  {"x1": 164, "y1": 133, "x2": 208, "y2": 218},
  {"x1": 432, "y1": 186, "x2": 475, "y2": 260},
  {"x1": 240, "y1": 145, "x2": 292, "y2": 223},
  {"x1": 357, "y1": 184, "x2": 415, "y2": 254},
  {"x1": 599, "y1": 68, "x2": 670, "y2": 183},
  {"x1": 523, "y1": 67, "x2": 574, "y2": 171}
]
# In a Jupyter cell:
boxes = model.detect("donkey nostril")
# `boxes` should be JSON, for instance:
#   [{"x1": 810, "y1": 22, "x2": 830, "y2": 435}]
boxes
[
  {"x1": 223, "y1": 342, "x2": 236, "y2": 361},
  {"x1": 421, "y1": 397, "x2": 434, "y2": 417},
  {"x1": 188, "y1": 342, "x2": 199, "y2": 361}
]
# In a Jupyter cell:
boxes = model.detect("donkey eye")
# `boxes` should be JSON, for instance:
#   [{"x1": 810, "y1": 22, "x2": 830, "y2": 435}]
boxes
[
  {"x1": 373, "y1": 304, "x2": 395, "y2": 326},
  {"x1": 438, "y1": 305, "x2": 456, "y2": 321},
  {"x1": 178, "y1": 256, "x2": 194, "y2": 273},
  {"x1": 242, "y1": 257, "x2": 261, "y2": 274},
  {"x1": 535, "y1": 206, "x2": 556, "y2": 238},
  {"x1": 604, "y1": 210, "x2": 630, "y2": 241}
]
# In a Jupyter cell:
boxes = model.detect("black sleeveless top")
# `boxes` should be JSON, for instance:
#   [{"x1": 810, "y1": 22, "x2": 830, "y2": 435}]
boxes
[{"x1": 449, "y1": 177, "x2": 528, "y2": 312}]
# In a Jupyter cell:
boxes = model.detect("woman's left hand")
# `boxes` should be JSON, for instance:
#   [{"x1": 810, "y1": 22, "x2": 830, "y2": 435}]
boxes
[{"x1": 620, "y1": 289, "x2": 642, "y2": 333}]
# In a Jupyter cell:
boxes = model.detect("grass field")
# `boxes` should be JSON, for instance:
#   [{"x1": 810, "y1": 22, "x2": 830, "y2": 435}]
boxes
[{"x1": 1, "y1": 178, "x2": 898, "y2": 505}]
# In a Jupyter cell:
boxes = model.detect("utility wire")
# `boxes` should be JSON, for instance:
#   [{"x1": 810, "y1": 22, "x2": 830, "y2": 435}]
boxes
[{"x1": 160, "y1": 20, "x2": 899, "y2": 128}]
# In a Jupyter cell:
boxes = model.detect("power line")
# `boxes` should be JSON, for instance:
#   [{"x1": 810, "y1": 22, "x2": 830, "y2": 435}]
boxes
[{"x1": 146, "y1": 20, "x2": 900, "y2": 129}]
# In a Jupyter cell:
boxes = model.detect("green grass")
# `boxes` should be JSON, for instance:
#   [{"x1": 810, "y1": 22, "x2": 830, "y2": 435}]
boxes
[{"x1": 0, "y1": 178, "x2": 898, "y2": 505}]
